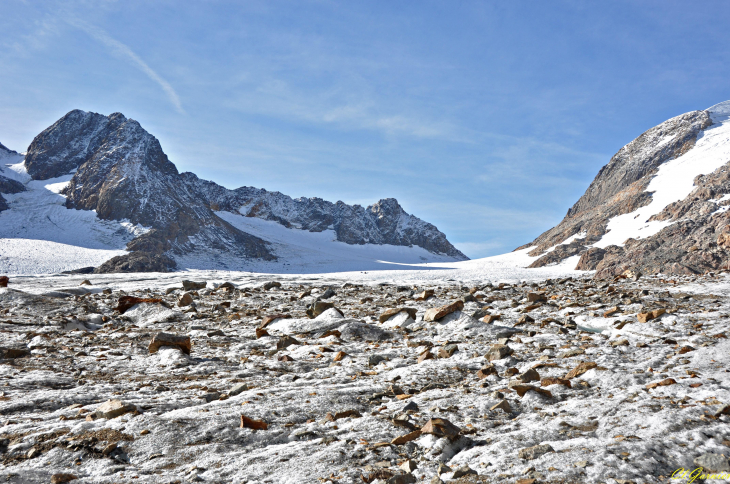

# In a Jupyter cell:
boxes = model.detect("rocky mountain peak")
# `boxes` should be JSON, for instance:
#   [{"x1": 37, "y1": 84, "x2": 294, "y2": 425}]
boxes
[
  {"x1": 520, "y1": 100, "x2": 730, "y2": 277},
  {"x1": 1, "y1": 109, "x2": 466, "y2": 272}
]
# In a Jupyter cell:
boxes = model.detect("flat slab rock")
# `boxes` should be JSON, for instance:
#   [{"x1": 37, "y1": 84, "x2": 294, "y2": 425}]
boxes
[
  {"x1": 423, "y1": 300, "x2": 464, "y2": 321},
  {"x1": 148, "y1": 332, "x2": 191, "y2": 354}
]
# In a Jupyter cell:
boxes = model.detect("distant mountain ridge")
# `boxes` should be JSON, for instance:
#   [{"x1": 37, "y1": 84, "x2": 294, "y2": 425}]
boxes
[{"x1": 0, "y1": 109, "x2": 466, "y2": 273}]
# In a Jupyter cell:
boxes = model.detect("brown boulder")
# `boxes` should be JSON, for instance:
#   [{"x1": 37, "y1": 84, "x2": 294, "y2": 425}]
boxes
[
  {"x1": 637, "y1": 308, "x2": 665, "y2": 323},
  {"x1": 423, "y1": 300, "x2": 464, "y2": 321},
  {"x1": 0, "y1": 276, "x2": 7, "y2": 288},
  {"x1": 421, "y1": 418, "x2": 460, "y2": 439},
  {"x1": 148, "y1": 332, "x2": 191, "y2": 355},
  {"x1": 240, "y1": 415, "x2": 268, "y2": 430},
  {"x1": 114, "y1": 295, "x2": 163, "y2": 314},
  {"x1": 260, "y1": 313, "x2": 292, "y2": 328},
  {"x1": 564, "y1": 361, "x2": 597, "y2": 379},
  {"x1": 379, "y1": 308, "x2": 418, "y2": 323}
]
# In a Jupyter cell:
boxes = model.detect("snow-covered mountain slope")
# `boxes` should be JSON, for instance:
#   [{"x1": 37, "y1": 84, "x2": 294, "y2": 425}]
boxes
[
  {"x1": 520, "y1": 100, "x2": 730, "y2": 277},
  {"x1": 183, "y1": 173, "x2": 467, "y2": 260},
  {"x1": 0, "y1": 110, "x2": 465, "y2": 274}
]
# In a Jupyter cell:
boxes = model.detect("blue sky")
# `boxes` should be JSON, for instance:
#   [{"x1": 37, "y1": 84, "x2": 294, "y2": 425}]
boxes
[{"x1": 2, "y1": 1, "x2": 730, "y2": 258}]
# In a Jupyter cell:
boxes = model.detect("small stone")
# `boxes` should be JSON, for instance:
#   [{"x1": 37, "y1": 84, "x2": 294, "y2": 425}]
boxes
[
  {"x1": 415, "y1": 289, "x2": 434, "y2": 301},
  {"x1": 115, "y1": 295, "x2": 163, "y2": 313},
  {"x1": 149, "y1": 332, "x2": 191, "y2": 354},
  {"x1": 391, "y1": 430, "x2": 422, "y2": 445},
  {"x1": 101, "y1": 442, "x2": 117, "y2": 455},
  {"x1": 694, "y1": 453, "x2": 730, "y2": 472},
  {"x1": 611, "y1": 338, "x2": 629, "y2": 347},
  {"x1": 482, "y1": 314, "x2": 501, "y2": 323},
  {"x1": 178, "y1": 292, "x2": 194, "y2": 307},
  {"x1": 333, "y1": 351, "x2": 348, "y2": 361},
  {"x1": 79, "y1": 279, "x2": 91, "y2": 286},
  {"x1": 320, "y1": 288, "x2": 336, "y2": 299},
  {"x1": 517, "y1": 314, "x2": 534, "y2": 324},
  {"x1": 503, "y1": 367, "x2": 519, "y2": 377},
  {"x1": 51, "y1": 475, "x2": 78, "y2": 484},
  {"x1": 421, "y1": 417, "x2": 460, "y2": 439},
  {"x1": 527, "y1": 292, "x2": 546, "y2": 303},
  {"x1": 369, "y1": 354, "x2": 387, "y2": 366},
  {"x1": 307, "y1": 301, "x2": 342, "y2": 318},
  {"x1": 678, "y1": 345, "x2": 695, "y2": 354},
  {"x1": 486, "y1": 344, "x2": 513, "y2": 361},
  {"x1": 326, "y1": 409, "x2": 362, "y2": 421},
  {"x1": 379, "y1": 308, "x2": 418, "y2": 323},
  {"x1": 541, "y1": 377, "x2": 571, "y2": 388},
  {"x1": 574, "y1": 460, "x2": 589, "y2": 468},
  {"x1": 400, "y1": 459, "x2": 418, "y2": 473},
  {"x1": 263, "y1": 281, "x2": 281, "y2": 290},
  {"x1": 437, "y1": 463, "x2": 452, "y2": 476},
  {"x1": 509, "y1": 383, "x2": 552, "y2": 398},
  {"x1": 423, "y1": 300, "x2": 464, "y2": 321},
  {"x1": 646, "y1": 378, "x2": 676, "y2": 389},
  {"x1": 182, "y1": 280, "x2": 206, "y2": 291},
  {"x1": 430, "y1": 477, "x2": 444, "y2": 484},
  {"x1": 255, "y1": 328, "x2": 269, "y2": 339},
  {"x1": 260, "y1": 313, "x2": 292, "y2": 328},
  {"x1": 240, "y1": 415, "x2": 268, "y2": 430},
  {"x1": 452, "y1": 465, "x2": 477, "y2": 478},
  {"x1": 402, "y1": 401, "x2": 419, "y2": 412},
  {"x1": 437, "y1": 344, "x2": 458, "y2": 358},
  {"x1": 490, "y1": 399, "x2": 511, "y2": 413},
  {"x1": 715, "y1": 404, "x2": 730, "y2": 417},
  {"x1": 387, "y1": 474, "x2": 416, "y2": 484},
  {"x1": 0, "y1": 346, "x2": 30, "y2": 359},
  {"x1": 140, "y1": 429, "x2": 150, "y2": 435},
  {"x1": 564, "y1": 361, "x2": 597, "y2": 379},
  {"x1": 622, "y1": 269, "x2": 641, "y2": 281},
  {"x1": 417, "y1": 350, "x2": 434, "y2": 363},
  {"x1": 637, "y1": 308, "x2": 665, "y2": 323},
  {"x1": 518, "y1": 368, "x2": 540, "y2": 383},
  {"x1": 276, "y1": 335, "x2": 301, "y2": 350},
  {"x1": 27, "y1": 447, "x2": 41, "y2": 458},
  {"x1": 518, "y1": 443, "x2": 555, "y2": 460},
  {"x1": 477, "y1": 366, "x2": 498, "y2": 379},
  {"x1": 0, "y1": 276, "x2": 8, "y2": 288},
  {"x1": 94, "y1": 399, "x2": 135, "y2": 419},
  {"x1": 603, "y1": 306, "x2": 619, "y2": 317},
  {"x1": 230, "y1": 383, "x2": 249, "y2": 396}
]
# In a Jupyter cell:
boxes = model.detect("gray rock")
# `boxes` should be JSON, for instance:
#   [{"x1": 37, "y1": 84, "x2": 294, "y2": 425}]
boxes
[
  {"x1": 518, "y1": 443, "x2": 555, "y2": 460},
  {"x1": 694, "y1": 453, "x2": 730, "y2": 472},
  {"x1": 230, "y1": 383, "x2": 249, "y2": 396},
  {"x1": 339, "y1": 322, "x2": 394, "y2": 342}
]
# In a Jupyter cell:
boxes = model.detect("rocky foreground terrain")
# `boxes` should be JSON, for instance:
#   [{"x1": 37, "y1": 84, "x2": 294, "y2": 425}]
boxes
[{"x1": 1, "y1": 270, "x2": 729, "y2": 483}]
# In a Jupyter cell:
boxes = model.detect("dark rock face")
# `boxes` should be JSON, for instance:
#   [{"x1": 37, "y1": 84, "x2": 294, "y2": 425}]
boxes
[
  {"x1": 182, "y1": 174, "x2": 468, "y2": 260},
  {"x1": 518, "y1": 107, "x2": 730, "y2": 277},
  {"x1": 519, "y1": 110, "x2": 712, "y2": 262},
  {"x1": 94, "y1": 252, "x2": 177, "y2": 274},
  {"x1": 23, "y1": 110, "x2": 275, "y2": 271},
  {"x1": 0, "y1": 143, "x2": 25, "y2": 212},
  {"x1": 593, "y1": 163, "x2": 730, "y2": 278}
]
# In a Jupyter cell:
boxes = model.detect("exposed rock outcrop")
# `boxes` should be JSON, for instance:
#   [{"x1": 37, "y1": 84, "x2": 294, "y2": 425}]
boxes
[
  {"x1": 181, "y1": 174, "x2": 467, "y2": 259},
  {"x1": 520, "y1": 102, "x2": 730, "y2": 277},
  {"x1": 7, "y1": 109, "x2": 465, "y2": 271},
  {"x1": 520, "y1": 109, "x2": 712, "y2": 264}
]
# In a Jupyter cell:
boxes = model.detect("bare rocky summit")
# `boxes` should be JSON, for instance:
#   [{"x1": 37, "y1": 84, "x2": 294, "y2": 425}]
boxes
[
  {"x1": 520, "y1": 102, "x2": 730, "y2": 277},
  {"x1": 7, "y1": 109, "x2": 465, "y2": 272}
]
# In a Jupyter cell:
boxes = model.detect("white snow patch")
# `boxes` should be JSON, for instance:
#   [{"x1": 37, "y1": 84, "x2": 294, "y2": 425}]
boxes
[{"x1": 594, "y1": 104, "x2": 730, "y2": 248}]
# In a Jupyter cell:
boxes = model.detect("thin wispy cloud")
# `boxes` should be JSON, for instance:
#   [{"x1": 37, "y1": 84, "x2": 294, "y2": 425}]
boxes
[{"x1": 67, "y1": 18, "x2": 184, "y2": 114}]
